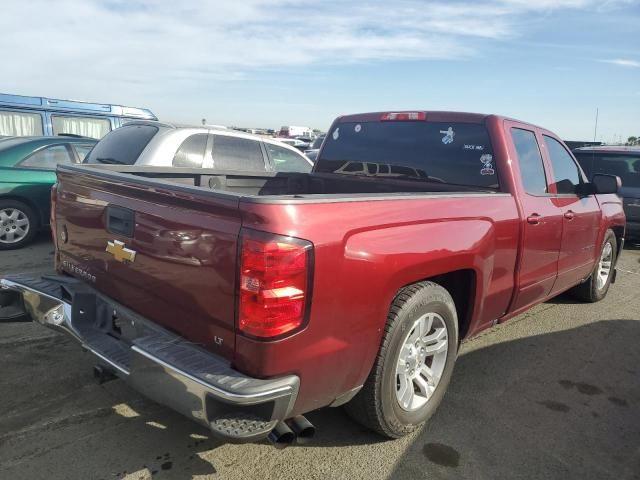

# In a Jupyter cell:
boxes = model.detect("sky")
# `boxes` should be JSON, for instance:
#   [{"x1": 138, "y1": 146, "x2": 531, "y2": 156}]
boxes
[{"x1": 1, "y1": 0, "x2": 639, "y2": 142}]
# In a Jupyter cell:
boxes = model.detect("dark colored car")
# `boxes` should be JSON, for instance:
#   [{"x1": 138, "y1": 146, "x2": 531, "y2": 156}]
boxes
[
  {"x1": 573, "y1": 146, "x2": 640, "y2": 239},
  {"x1": 1, "y1": 111, "x2": 624, "y2": 446},
  {"x1": 0, "y1": 136, "x2": 97, "y2": 249},
  {"x1": 303, "y1": 134, "x2": 326, "y2": 162}
]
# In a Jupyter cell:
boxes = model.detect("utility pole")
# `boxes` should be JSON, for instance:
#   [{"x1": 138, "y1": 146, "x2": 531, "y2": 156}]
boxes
[{"x1": 593, "y1": 108, "x2": 599, "y2": 142}]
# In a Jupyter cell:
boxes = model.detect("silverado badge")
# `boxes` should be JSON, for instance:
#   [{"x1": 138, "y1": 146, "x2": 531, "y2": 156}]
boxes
[{"x1": 106, "y1": 240, "x2": 137, "y2": 263}]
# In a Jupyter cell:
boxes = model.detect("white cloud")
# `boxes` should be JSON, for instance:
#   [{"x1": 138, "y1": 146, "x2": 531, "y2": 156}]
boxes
[
  {"x1": 0, "y1": 0, "x2": 631, "y2": 106},
  {"x1": 601, "y1": 58, "x2": 640, "y2": 68}
]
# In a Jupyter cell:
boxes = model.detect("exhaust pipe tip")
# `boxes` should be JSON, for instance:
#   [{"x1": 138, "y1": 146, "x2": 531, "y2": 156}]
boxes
[
  {"x1": 286, "y1": 415, "x2": 316, "y2": 444},
  {"x1": 268, "y1": 421, "x2": 295, "y2": 449}
]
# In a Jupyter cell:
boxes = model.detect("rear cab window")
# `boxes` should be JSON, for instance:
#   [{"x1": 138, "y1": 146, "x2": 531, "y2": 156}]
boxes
[
  {"x1": 316, "y1": 119, "x2": 499, "y2": 190},
  {"x1": 85, "y1": 125, "x2": 158, "y2": 165}
]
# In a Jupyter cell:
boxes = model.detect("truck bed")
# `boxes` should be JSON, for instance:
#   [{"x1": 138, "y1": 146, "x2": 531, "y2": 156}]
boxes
[
  {"x1": 53, "y1": 163, "x2": 512, "y2": 371},
  {"x1": 69, "y1": 164, "x2": 501, "y2": 200}
]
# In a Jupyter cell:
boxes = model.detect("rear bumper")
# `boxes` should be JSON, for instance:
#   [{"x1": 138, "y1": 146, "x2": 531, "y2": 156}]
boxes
[{"x1": 0, "y1": 275, "x2": 299, "y2": 443}]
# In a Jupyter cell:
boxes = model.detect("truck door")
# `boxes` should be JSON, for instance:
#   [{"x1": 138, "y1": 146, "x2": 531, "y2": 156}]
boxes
[
  {"x1": 507, "y1": 124, "x2": 564, "y2": 311},
  {"x1": 541, "y1": 134, "x2": 601, "y2": 294}
]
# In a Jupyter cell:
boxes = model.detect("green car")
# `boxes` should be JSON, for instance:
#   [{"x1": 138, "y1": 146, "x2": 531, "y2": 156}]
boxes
[{"x1": 0, "y1": 136, "x2": 97, "y2": 249}]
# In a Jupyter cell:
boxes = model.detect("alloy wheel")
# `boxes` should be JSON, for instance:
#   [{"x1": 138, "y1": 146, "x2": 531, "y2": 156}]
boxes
[
  {"x1": 395, "y1": 312, "x2": 449, "y2": 411},
  {"x1": 596, "y1": 241, "x2": 613, "y2": 290},
  {"x1": 0, "y1": 208, "x2": 30, "y2": 244}
]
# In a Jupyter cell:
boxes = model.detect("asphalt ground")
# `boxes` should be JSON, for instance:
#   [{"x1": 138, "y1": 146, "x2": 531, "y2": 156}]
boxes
[{"x1": 1, "y1": 232, "x2": 639, "y2": 480}]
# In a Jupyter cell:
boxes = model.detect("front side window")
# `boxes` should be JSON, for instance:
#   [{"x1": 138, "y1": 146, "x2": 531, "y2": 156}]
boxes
[
  {"x1": 0, "y1": 110, "x2": 43, "y2": 136},
  {"x1": 543, "y1": 136, "x2": 581, "y2": 194},
  {"x1": 511, "y1": 128, "x2": 548, "y2": 195},
  {"x1": 266, "y1": 143, "x2": 311, "y2": 172},
  {"x1": 211, "y1": 135, "x2": 265, "y2": 171},
  {"x1": 20, "y1": 145, "x2": 73, "y2": 169},
  {"x1": 173, "y1": 134, "x2": 207, "y2": 168},
  {"x1": 52, "y1": 115, "x2": 111, "y2": 139}
]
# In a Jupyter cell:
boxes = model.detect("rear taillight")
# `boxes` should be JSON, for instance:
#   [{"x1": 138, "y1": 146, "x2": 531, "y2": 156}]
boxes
[
  {"x1": 381, "y1": 112, "x2": 426, "y2": 121},
  {"x1": 50, "y1": 184, "x2": 58, "y2": 246},
  {"x1": 239, "y1": 230, "x2": 313, "y2": 339}
]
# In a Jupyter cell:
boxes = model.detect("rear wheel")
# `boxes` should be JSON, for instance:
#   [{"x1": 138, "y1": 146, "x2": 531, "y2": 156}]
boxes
[
  {"x1": 345, "y1": 281, "x2": 459, "y2": 438},
  {"x1": 0, "y1": 200, "x2": 37, "y2": 250},
  {"x1": 570, "y1": 229, "x2": 617, "y2": 302}
]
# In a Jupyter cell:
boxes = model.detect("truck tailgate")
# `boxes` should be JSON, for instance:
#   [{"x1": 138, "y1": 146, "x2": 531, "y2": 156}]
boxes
[{"x1": 54, "y1": 167, "x2": 241, "y2": 360}]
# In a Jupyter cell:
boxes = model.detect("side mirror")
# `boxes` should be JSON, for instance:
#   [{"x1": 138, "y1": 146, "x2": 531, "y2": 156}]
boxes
[{"x1": 591, "y1": 173, "x2": 621, "y2": 194}]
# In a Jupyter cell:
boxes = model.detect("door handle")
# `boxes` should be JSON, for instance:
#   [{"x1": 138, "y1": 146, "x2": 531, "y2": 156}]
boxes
[
  {"x1": 564, "y1": 210, "x2": 575, "y2": 220},
  {"x1": 526, "y1": 214, "x2": 542, "y2": 225}
]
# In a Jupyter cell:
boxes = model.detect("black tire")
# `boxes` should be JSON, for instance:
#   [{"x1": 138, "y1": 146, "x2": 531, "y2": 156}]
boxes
[
  {"x1": 570, "y1": 229, "x2": 617, "y2": 303},
  {"x1": 345, "y1": 281, "x2": 459, "y2": 438},
  {"x1": 0, "y1": 199, "x2": 38, "y2": 250}
]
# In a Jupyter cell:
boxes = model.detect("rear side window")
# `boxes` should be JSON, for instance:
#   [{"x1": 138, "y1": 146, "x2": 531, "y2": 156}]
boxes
[
  {"x1": 211, "y1": 135, "x2": 265, "y2": 171},
  {"x1": 543, "y1": 136, "x2": 581, "y2": 194},
  {"x1": 265, "y1": 143, "x2": 311, "y2": 172},
  {"x1": 511, "y1": 128, "x2": 548, "y2": 195},
  {"x1": 85, "y1": 125, "x2": 158, "y2": 165},
  {"x1": 52, "y1": 115, "x2": 111, "y2": 139},
  {"x1": 317, "y1": 121, "x2": 499, "y2": 189},
  {"x1": 72, "y1": 144, "x2": 95, "y2": 162},
  {"x1": 173, "y1": 134, "x2": 207, "y2": 168},
  {"x1": 0, "y1": 110, "x2": 43, "y2": 136},
  {"x1": 20, "y1": 145, "x2": 74, "y2": 169}
]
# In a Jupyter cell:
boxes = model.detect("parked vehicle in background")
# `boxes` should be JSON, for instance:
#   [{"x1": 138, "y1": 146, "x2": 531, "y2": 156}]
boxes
[
  {"x1": 278, "y1": 125, "x2": 313, "y2": 138},
  {"x1": 276, "y1": 137, "x2": 310, "y2": 151},
  {"x1": 574, "y1": 145, "x2": 640, "y2": 239},
  {"x1": 1, "y1": 111, "x2": 624, "y2": 447},
  {"x1": 0, "y1": 135, "x2": 97, "y2": 249},
  {"x1": 304, "y1": 133, "x2": 327, "y2": 154},
  {"x1": 0, "y1": 93, "x2": 157, "y2": 139},
  {"x1": 84, "y1": 121, "x2": 313, "y2": 173},
  {"x1": 304, "y1": 134, "x2": 326, "y2": 162}
]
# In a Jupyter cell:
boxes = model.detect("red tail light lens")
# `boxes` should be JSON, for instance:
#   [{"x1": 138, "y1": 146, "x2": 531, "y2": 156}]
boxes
[
  {"x1": 239, "y1": 231, "x2": 313, "y2": 339},
  {"x1": 381, "y1": 112, "x2": 426, "y2": 121}
]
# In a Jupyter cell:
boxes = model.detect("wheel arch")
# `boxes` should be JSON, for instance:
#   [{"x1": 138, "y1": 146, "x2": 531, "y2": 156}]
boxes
[
  {"x1": 391, "y1": 269, "x2": 477, "y2": 342},
  {"x1": 609, "y1": 224, "x2": 624, "y2": 261}
]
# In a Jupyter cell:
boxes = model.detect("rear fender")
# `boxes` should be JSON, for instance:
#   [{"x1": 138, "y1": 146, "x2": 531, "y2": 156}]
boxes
[{"x1": 345, "y1": 218, "x2": 491, "y2": 305}]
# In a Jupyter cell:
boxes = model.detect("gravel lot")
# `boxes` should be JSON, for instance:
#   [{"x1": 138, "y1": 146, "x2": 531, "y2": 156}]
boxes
[{"x1": 1, "y1": 233, "x2": 639, "y2": 480}]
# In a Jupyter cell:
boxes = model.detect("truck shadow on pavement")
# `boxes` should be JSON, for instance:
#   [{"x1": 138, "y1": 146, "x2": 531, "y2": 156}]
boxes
[
  {"x1": 1, "y1": 320, "x2": 638, "y2": 479},
  {"x1": 378, "y1": 319, "x2": 640, "y2": 480}
]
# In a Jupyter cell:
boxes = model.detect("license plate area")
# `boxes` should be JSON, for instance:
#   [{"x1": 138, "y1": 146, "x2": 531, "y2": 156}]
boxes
[{"x1": 71, "y1": 291, "x2": 138, "y2": 343}]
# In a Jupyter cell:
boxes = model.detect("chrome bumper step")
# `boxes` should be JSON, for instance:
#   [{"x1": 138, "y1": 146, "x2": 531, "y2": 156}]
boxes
[{"x1": 0, "y1": 274, "x2": 299, "y2": 442}]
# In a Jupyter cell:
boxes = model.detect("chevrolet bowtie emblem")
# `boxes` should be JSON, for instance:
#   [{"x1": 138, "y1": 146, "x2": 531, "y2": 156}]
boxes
[{"x1": 106, "y1": 240, "x2": 137, "y2": 263}]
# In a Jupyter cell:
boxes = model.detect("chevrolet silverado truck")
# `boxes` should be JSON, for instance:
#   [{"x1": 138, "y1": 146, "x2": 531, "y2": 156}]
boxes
[{"x1": 0, "y1": 112, "x2": 625, "y2": 446}]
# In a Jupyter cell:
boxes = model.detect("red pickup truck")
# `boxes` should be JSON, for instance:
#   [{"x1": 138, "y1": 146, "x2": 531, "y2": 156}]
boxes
[{"x1": 0, "y1": 112, "x2": 625, "y2": 446}]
